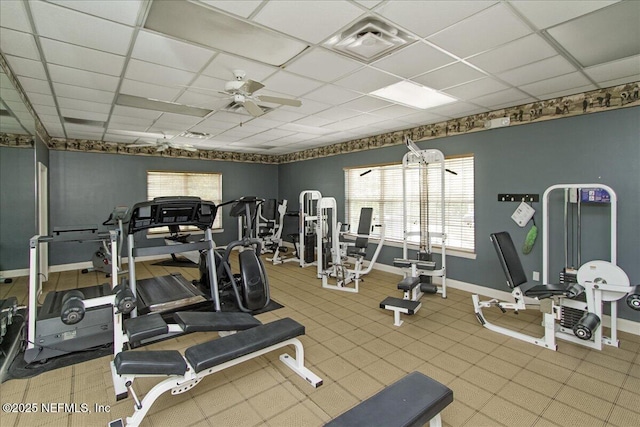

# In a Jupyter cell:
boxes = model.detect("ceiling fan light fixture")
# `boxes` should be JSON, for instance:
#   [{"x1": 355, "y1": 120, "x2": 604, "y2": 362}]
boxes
[
  {"x1": 326, "y1": 18, "x2": 415, "y2": 62},
  {"x1": 370, "y1": 81, "x2": 457, "y2": 110}
]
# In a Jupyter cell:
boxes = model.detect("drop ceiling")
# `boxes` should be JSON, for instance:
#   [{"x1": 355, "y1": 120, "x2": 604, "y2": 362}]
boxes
[{"x1": 0, "y1": 0, "x2": 638, "y2": 155}]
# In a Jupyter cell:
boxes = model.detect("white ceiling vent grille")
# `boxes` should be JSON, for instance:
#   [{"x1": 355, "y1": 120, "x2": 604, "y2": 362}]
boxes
[
  {"x1": 223, "y1": 102, "x2": 273, "y2": 116},
  {"x1": 325, "y1": 19, "x2": 416, "y2": 63}
]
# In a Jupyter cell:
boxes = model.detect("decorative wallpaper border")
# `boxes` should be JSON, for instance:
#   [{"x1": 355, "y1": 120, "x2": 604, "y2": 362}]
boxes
[{"x1": 1, "y1": 73, "x2": 638, "y2": 165}]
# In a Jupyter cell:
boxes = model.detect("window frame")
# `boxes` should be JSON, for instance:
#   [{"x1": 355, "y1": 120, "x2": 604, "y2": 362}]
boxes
[
  {"x1": 344, "y1": 154, "x2": 475, "y2": 254},
  {"x1": 146, "y1": 170, "x2": 223, "y2": 234}
]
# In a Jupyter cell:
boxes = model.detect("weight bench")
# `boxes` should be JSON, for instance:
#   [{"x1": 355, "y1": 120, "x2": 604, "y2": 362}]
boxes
[
  {"x1": 326, "y1": 371, "x2": 453, "y2": 427},
  {"x1": 109, "y1": 317, "x2": 322, "y2": 427}
]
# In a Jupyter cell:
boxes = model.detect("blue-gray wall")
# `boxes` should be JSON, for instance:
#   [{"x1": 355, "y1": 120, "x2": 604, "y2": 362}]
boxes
[
  {"x1": 279, "y1": 107, "x2": 640, "y2": 321},
  {"x1": 47, "y1": 151, "x2": 278, "y2": 265},
  {"x1": 0, "y1": 146, "x2": 36, "y2": 270},
  {"x1": 1, "y1": 107, "x2": 638, "y2": 320}
]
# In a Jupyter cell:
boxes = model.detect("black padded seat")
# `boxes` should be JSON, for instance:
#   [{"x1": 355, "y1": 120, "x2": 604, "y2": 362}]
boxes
[
  {"x1": 325, "y1": 371, "x2": 453, "y2": 427},
  {"x1": 124, "y1": 313, "x2": 168, "y2": 342},
  {"x1": 173, "y1": 311, "x2": 261, "y2": 332},
  {"x1": 397, "y1": 276, "x2": 421, "y2": 291},
  {"x1": 114, "y1": 350, "x2": 186, "y2": 376},
  {"x1": 185, "y1": 317, "x2": 304, "y2": 373},
  {"x1": 380, "y1": 297, "x2": 421, "y2": 314}
]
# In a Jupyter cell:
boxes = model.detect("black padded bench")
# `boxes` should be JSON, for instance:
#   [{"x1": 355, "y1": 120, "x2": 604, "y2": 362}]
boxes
[
  {"x1": 110, "y1": 317, "x2": 322, "y2": 427},
  {"x1": 123, "y1": 311, "x2": 261, "y2": 343},
  {"x1": 380, "y1": 296, "x2": 422, "y2": 327},
  {"x1": 326, "y1": 371, "x2": 453, "y2": 427}
]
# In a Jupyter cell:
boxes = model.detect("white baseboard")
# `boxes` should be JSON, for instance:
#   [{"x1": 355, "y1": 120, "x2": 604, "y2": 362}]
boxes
[{"x1": 371, "y1": 263, "x2": 640, "y2": 336}]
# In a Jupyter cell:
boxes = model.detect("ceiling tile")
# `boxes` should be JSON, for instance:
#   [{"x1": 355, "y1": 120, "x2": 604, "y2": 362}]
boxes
[
  {"x1": 31, "y1": 1, "x2": 134, "y2": 55},
  {"x1": 40, "y1": 38, "x2": 125, "y2": 76},
  {"x1": 334, "y1": 67, "x2": 401, "y2": 94},
  {"x1": 27, "y1": 93, "x2": 56, "y2": 107},
  {"x1": 201, "y1": 52, "x2": 277, "y2": 82},
  {"x1": 60, "y1": 108, "x2": 109, "y2": 122},
  {"x1": 262, "y1": 108, "x2": 306, "y2": 123},
  {"x1": 57, "y1": 97, "x2": 111, "y2": 114},
  {"x1": 103, "y1": 133, "x2": 140, "y2": 143},
  {"x1": 546, "y1": 1, "x2": 640, "y2": 67},
  {"x1": 293, "y1": 115, "x2": 334, "y2": 127},
  {"x1": 108, "y1": 116, "x2": 156, "y2": 129},
  {"x1": 370, "y1": 104, "x2": 418, "y2": 119},
  {"x1": 315, "y1": 106, "x2": 361, "y2": 122},
  {"x1": 467, "y1": 34, "x2": 557, "y2": 74},
  {"x1": 427, "y1": 101, "x2": 487, "y2": 118},
  {"x1": 189, "y1": 75, "x2": 228, "y2": 95},
  {"x1": 19, "y1": 76, "x2": 52, "y2": 96},
  {"x1": 286, "y1": 48, "x2": 363, "y2": 83},
  {"x1": 47, "y1": 64, "x2": 120, "y2": 92},
  {"x1": 175, "y1": 91, "x2": 227, "y2": 110},
  {"x1": 339, "y1": 96, "x2": 392, "y2": 112},
  {"x1": 112, "y1": 105, "x2": 162, "y2": 120},
  {"x1": 371, "y1": 42, "x2": 456, "y2": 78},
  {"x1": 520, "y1": 72, "x2": 594, "y2": 97},
  {"x1": 125, "y1": 59, "x2": 196, "y2": 88},
  {"x1": 540, "y1": 84, "x2": 596, "y2": 100},
  {"x1": 304, "y1": 84, "x2": 360, "y2": 105},
  {"x1": 0, "y1": 0, "x2": 32, "y2": 32},
  {"x1": 33, "y1": 105, "x2": 59, "y2": 116},
  {"x1": 282, "y1": 98, "x2": 330, "y2": 115},
  {"x1": 4, "y1": 56, "x2": 47, "y2": 80},
  {"x1": 413, "y1": 62, "x2": 485, "y2": 90},
  {"x1": 470, "y1": 88, "x2": 533, "y2": 109},
  {"x1": 263, "y1": 71, "x2": 324, "y2": 97},
  {"x1": 399, "y1": 110, "x2": 448, "y2": 125},
  {"x1": 48, "y1": 0, "x2": 143, "y2": 26},
  {"x1": 52, "y1": 82, "x2": 114, "y2": 104},
  {"x1": 428, "y1": 3, "x2": 532, "y2": 59},
  {"x1": 497, "y1": 55, "x2": 577, "y2": 86},
  {"x1": 119, "y1": 79, "x2": 183, "y2": 102},
  {"x1": 131, "y1": 31, "x2": 216, "y2": 73},
  {"x1": 200, "y1": 0, "x2": 262, "y2": 18},
  {"x1": 154, "y1": 113, "x2": 204, "y2": 128},
  {"x1": 253, "y1": 0, "x2": 365, "y2": 44},
  {"x1": 510, "y1": 0, "x2": 618, "y2": 30},
  {"x1": 444, "y1": 77, "x2": 508, "y2": 100},
  {"x1": 0, "y1": 28, "x2": 41, "y2": 60},
  {"x1": 584, "y1": 55, "x2": 640, "y2": 84},
  {"x1": 377, "y1": 1, "x2": 496, "y2": 38}
]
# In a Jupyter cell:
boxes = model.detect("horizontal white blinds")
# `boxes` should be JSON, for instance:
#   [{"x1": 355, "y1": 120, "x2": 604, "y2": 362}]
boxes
[
  {"x1": 345, "y1": 155, "x2": 474, "y2": 252},
  {"x1": 147, "y1": 171, "x2": 222, "y2": 229}
]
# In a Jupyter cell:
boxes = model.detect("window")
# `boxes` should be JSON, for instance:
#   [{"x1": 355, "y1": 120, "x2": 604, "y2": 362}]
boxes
[
  {"x1": 147, "y1": 171, "x2": 223, "y2": 230},
  {"x1": 344, "y1": 154, "x2": 474, "y2": 252}
]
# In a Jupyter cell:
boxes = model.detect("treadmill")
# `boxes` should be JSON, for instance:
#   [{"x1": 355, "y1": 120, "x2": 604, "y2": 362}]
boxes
[{"x1": 127, "y1": 197, "x2": 220, "y2": 316}]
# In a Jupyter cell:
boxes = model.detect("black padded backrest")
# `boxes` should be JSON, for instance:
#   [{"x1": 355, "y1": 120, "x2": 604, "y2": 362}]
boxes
[
  {"x1": 354, "y1": 208, "x2": 374, "y2": 249},
  {"x1": 261, "y1": 199, "x2": 277, "y2": 221},
  {"x1": 490, "y1": 232, "x2": 528, "y2": 288}
]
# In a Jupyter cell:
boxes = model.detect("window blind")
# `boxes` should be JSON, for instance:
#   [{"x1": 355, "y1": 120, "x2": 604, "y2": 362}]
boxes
[
  {"x1": 345, "y1": 155, "x2": 474, "y2": 252},
  {"x1": 147, "y1": 171, "x2": 223, "y2": 229}
]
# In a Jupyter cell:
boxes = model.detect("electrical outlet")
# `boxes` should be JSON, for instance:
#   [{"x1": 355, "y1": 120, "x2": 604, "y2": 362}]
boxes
[{"x1": 532, "y1": 271, "x2": 540, "y2": 281}]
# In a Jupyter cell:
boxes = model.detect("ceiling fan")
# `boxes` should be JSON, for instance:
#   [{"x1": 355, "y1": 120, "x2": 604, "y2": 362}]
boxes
[
  {"x1": 213, "y1": 69, "x2": 302, "y2": 117},
  {"x1": 128, "y1": 135, "x2": 198, "y2": 152}
]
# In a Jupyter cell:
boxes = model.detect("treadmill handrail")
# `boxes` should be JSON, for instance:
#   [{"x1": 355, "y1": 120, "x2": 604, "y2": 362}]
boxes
[
  {"x1": 132, "y1": 240, "x2": 213, "y2": 258},
  {"x1": 128, "y1": 197, "x2": 217, "y2": 234}
]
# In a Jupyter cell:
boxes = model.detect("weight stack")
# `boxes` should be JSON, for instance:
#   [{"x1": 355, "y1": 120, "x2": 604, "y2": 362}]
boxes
[
  {"x1": 418, "y1": 251, "x2": 432, "y2": 284},
  {"x1": 560, "y1": 268, "x2": 585, "y2": 329}
]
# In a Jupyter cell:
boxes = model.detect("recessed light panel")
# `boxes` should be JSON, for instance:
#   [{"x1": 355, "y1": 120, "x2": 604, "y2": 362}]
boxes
[
  {"x1": 370, "y1": 81, "x2": 456, "y2": 110},
  {"x1": 144, "y1": 1, "x2": 307, "y2": 67}
]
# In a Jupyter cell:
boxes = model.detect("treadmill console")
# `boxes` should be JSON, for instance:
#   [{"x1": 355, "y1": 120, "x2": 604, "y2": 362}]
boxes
[{"x1": 128, "y1": 197, "x2": 217, "y2": 233}]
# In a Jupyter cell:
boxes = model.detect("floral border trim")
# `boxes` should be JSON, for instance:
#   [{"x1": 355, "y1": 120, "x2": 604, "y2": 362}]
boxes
[
  {"x1": 1, "y1": 76, "x2": 638, "y2": 164},
  {"x1": 278, "y1": 81, "x2": 639, "y2": 163}
]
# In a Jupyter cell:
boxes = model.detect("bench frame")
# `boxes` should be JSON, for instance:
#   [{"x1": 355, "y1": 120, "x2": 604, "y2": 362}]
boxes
[{"x1": 110, "y1": 337, "x2": 322, "y2": 427}]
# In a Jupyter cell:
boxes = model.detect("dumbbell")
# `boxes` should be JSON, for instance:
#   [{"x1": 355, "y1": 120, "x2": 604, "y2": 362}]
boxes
[
  {"x1": 573, "y1": 312, "x2": 601, "y2": 340},
  {"x1": 60, "y1": 290, "x2": 86, "y2": 325},
  {"x1": 113, "y1": 282, "x2": 136, "y2": 314}
]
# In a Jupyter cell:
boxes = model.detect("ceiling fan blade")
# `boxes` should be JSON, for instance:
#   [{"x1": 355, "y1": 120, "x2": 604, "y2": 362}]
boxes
[
  {"x1": 242, "y1": 79, "x2": 265, "y2": 95},
  {"x1": 171, "y1": 143, "x2": 198, "y2": 152},
  {"x1": 256, "y1": 95, "x2": 302, "y2": 107},
  {"x1": 243, "y1": 99, "x2": 265, "y2": 117}
]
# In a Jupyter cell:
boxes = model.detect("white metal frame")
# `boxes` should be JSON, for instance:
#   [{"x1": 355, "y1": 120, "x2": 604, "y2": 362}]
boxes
[
  {"x1": 110, "y1": 337, "x2": 322, "y2": 427},
  {"x1": 399, "y1": 140, "x2": 447, "y2": 299},
  {"x1": 298, "y1": 190, "x2": 323, "y2": 269},
  {"x1": 473, "y1": 184, "x2": 633, "y2": 351}
]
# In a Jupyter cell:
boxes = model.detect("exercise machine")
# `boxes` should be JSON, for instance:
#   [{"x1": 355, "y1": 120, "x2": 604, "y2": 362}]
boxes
[
  {"x1": 197, "y1": 196, "x2": 271, "y2": 313},
  {"x1": 299, "y1": 190, "x2": 323, "y2": 268},
  {"x1": 257, "y1": 199, "x2": 288, "y2": 254},
  {"x1": 25, "y1": 229, "x2": 135, "y2": 363},
  {"x1": 82, "y1": 206, "x2": 129, "y2": 276},
  {"x1": 380, "y1": 139, "x2": 448, "y2": 326},
  {"x1": 267, "y1": 210, "x2": 302, "y2": 265},
  {"x1": 317, "y1": 199, "x2": 385, "y2": 293},
  {"x1": 472, "y1": 231, "x2": 637, "y2": 351}
]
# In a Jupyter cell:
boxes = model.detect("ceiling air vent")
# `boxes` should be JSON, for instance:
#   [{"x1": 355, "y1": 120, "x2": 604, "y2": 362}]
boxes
[
  {"x1": 325, "y1": 18, "x2": 416, "y2": 63},
  {"x1": 179, "y1": 131, "x2": 213, "y2": 139}
]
